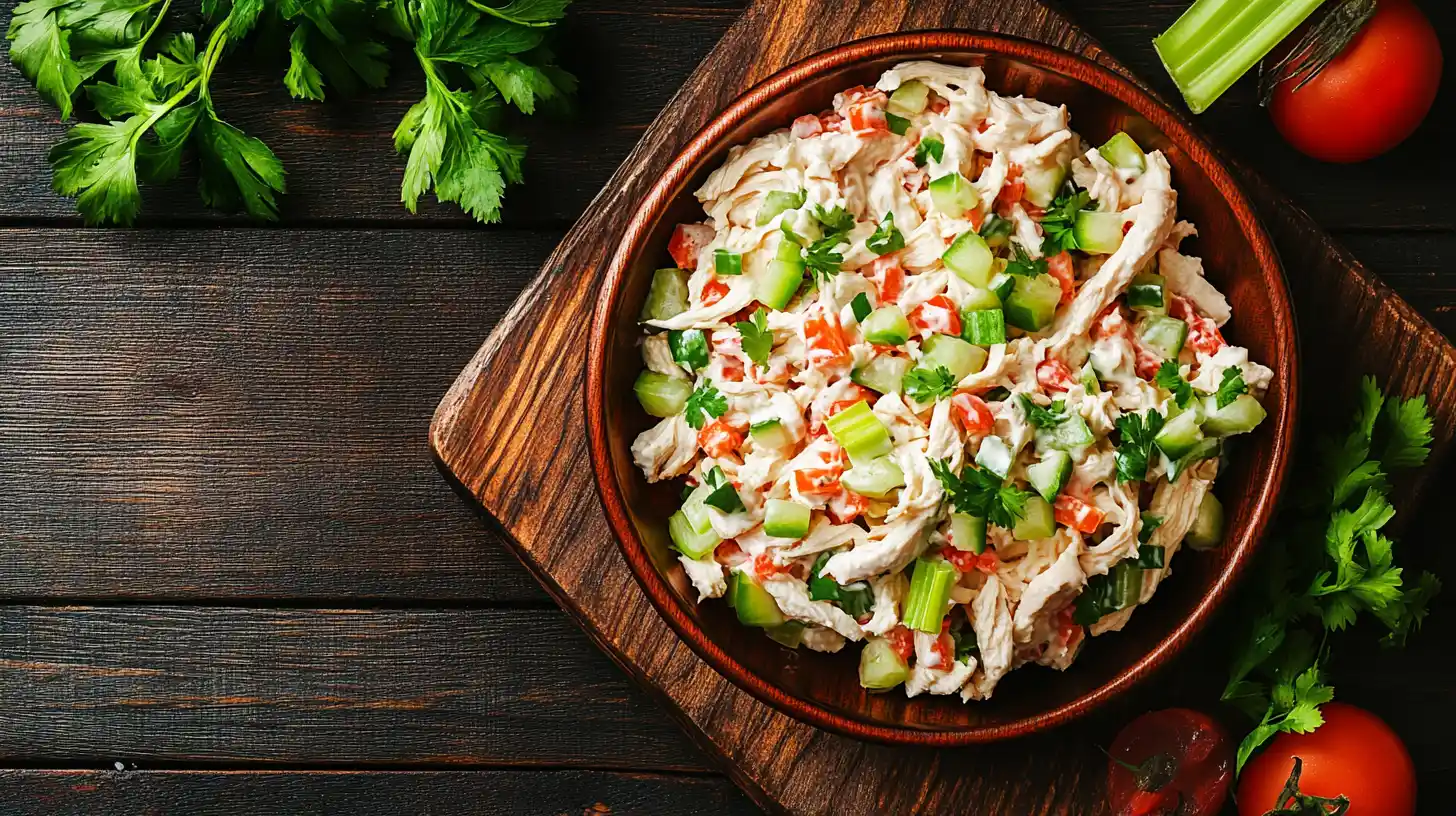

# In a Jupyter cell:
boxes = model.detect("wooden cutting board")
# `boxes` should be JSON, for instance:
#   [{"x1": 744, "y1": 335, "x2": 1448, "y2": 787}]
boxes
[{"x1": 429, "y1": 1, "x2": 1456, "y2": 812}]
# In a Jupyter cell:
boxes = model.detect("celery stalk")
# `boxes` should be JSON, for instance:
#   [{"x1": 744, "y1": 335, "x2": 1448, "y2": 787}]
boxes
[{"x1": 1153, "y1": 0, "x2": 1325, "y2": 114}]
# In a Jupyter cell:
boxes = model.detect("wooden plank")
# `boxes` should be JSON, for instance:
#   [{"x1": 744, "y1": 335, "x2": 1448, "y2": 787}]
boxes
[
  {"x1": 0, "y1": 606, "x2": 710, "y2": 770},
  {"x1": 428, "y1": 0, "x2": 1456, "y2": 813},
  {"x1": 0, "y1": 769, "x2": 760, "y2": 816}
]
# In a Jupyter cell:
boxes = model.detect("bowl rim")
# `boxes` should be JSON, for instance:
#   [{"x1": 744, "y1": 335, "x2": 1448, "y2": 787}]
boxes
[{"x1": 586, "y1": 30, "x2": 1298, "y2": 745}]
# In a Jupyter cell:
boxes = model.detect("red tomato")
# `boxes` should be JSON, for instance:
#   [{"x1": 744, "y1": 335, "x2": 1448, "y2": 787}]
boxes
[
  {"x1": 886, "y1": 625, "x2": 915, "y2": 660},
  {"x1": 950, "y1": 392, "x2": 994, "y2": 436},
  {"x1": 909, "y1": 295, "x2": 962, "y2": 336},
  {"x1": 1268, "y1": 0, "x2": 1441, "y2": 163},
  {"x1": 1054, "y1": 494, "x2": 1106, "y2": 534},
  {"x1": 1108, "y1": 709, "x2": 1233, "y2": 816},
  {"x1": 701, "y1": 277, "x2": 730, "y2": 307},
  {"x1": 1236, "y1": 703, "x2": 1415, "y2": 816}
]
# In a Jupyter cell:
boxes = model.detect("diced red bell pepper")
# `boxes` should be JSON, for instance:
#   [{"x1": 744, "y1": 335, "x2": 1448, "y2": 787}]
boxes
[
  {"x1": 1037, "y1": 359, "x2": 1077, "y2": 392},
  {"x1": 887, "y1": 625, "x2": 915, "y2": 660},
  {"x1": 950, "y1": 392, "x2": 995, "y2": 436},
  {"x1": 909, "y1": 295, "x2": 962, "y2": 336},
  {"x1": 932, "y1": 620, "x2": 955, "y2": 667},
  {"x1": 701, "y1": 277, "x2": 730, "y2": 307},
  {"x1": 698, "y1": 419, "x2": 745, "y2": 458},
  {"x1": 668, "y1": 223, "x2": 714, "y2": 270},
  {"x1": 1047, "y1": 251, "x2": 1077, "y2": 304},
  {"x1": 1054, "y1": 494, "x2": 1106, "y2": 534},
  {"x1": 866, "y1": 255, "x2": 905, "y2": 304},
  {"x1": 995, "y1": 164, "x2": 1026, "y2": 216},
  {"x1": 967, "y1": 208, "x2": 986, "y2": 232},
  {"x1": 804, "y1": 312, "x2": 852, "y2": 369}
]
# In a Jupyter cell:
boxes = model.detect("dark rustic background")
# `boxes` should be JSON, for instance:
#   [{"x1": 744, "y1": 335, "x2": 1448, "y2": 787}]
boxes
[{"x1": 1, "y1": 1, "x2": 1452, "y2": 814}]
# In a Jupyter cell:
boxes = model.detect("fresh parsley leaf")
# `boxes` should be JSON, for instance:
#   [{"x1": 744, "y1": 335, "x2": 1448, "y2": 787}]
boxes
[
  {"x1": 903, "y1": 365, "x2": 957, "y2": 404},
  {"x1": 950, "y1": 616, "x2": 978, "y2": 663},
  {"x1": 866, "y1": 211, "x2": 905, "y2": 255},
  {"x1": 1017, "y1": 394, "x2": 1068, "y2": 428},
  {"x1": 1114, "y1": 409, "x2": 1165, "y2": 483},
  {"x1": 1039, "y1": 184, "x2": 1091, "y2": 256},
  {"x1": 812, "y1": 204, "x2": 855, "y2": 235},
  {"x1": 6, "y1": 0, "x2": 88, "y2": 119},
  {"x1": 1379, "y1": 392, "x2": 1433, "y2": 468},
  {"x1": 683, "y1": 381, "x2": 727, "y2": 429},
  {"x1": 978, "y1": 213, "x2": 1014, "y2": 241},
  {"x1": 1155, "y1": 361, "x2": 1194, "y2": 409},
  {"x1": 735, "y1": 307, "x2": 772, "y2": 367},
  {"x1": 914, "y1": 137, "x2": 944, "y2": 165},
  {"x1": 195, "y1": 107, "x2": 287, "y2": 221},
  {"x1": 1004, "y1": 242, "x2": 1048, "y2": 277},
  {"x1": 803, "y1": 234, "x2": 845, "y2": 283},
  {"x1": 1139, "y1": 514, "x2": 1164, "y2": 544},
  {"x1": 930, "y1": 458, "x2": 1033, "y2": 530},
  {"x1": 469, "y1": 0, "x2": 572, "y2": 27},
  {"x1": 808, "y1": 552, "x2": 874, "y2": 617},
  {"x1": 1215, "y1": 366, "x2": 1248, "y2": 409}
]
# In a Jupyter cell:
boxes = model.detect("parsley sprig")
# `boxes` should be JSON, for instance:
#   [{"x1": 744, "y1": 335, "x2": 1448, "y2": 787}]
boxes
[
  {"x1": 866, "y1": 211, "x2": 905, "y2": 255},
  {"x1": 930, "y1": 458, "x2": 1033, "y2": 530},
  {"x1": 735, "y1": 307, "x2": 772, "y2": 367},
  {"x1": 1018, "y1": 394, "x2": 1068, "y2": 428},
  {"x1": 1005, "y1": 243, "x2": 1047, "y2": 277},
  {"x1": 683, "y1": 380, "x2": 727, "y2": 430},
  {"x1": 1113, "y1": 408, "x2": 1165, "y2": 483},
  {"x1": 1215, "y1": 366, "x2": 1249, "y2": 409},
  {"x1": 1039, "y1": 184, "x2": 1092, "y2": 256},
  {"x1": 902, "y1": 365, "x2": 956, "y2": 404},
  {"x1": 1154, "y1": 361, "x2": 1194, "y2": 409}
]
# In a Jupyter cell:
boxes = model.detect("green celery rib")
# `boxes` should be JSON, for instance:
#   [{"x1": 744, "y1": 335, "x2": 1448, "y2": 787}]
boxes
[{"x1": 1154, "y1": 0, "x2": 1326, "y2": 114}]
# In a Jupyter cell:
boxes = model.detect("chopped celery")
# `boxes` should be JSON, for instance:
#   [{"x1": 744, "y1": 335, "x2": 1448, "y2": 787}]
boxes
[
  {"x1": 862, "y1": 306, "x2": 911, "y2": 345},
  {"x1": 888, "y1": 79, "x2": 930, "y2": 116},
  {"x1": 824, "y1": 401, "x2": 892, "y2": 464},
  {"x1": 749, "y1": 419, "x2": 794, "y2": 449},
  {"x1": 841, "y1": 456, "x2": 905, "y2": 499},
  {"x1": 950, "y1": 513, "x2": 987, "y2": 555},
  {"x1": 859, "y1": 637, "x2": 909, "y2": 690},
  {"x1": 942, "y1": 231, "x2": 995, "y2": 287},
  {"x1": 1013, "y1": 496, "x2": 1056, "y2": 540},
  {"x1": 758, "y1": 243, "x2": 805, "y2": 309},
  {"x1": 668, "y1": 329, "x2": 709, "y2": 372},
  {"x1": 962, "y1": 308, "x2": 1006, "y2": 346},
  {"x1": 634, "y1": 371, "x2": 693, "y2": 417},
  {"x1": 1153, "y1": 0, "x2": 1326, "y2": 115},
  {"x1": 1026, "y1": 450, "x2": 1072, "y2": 503},
  {"x1": 641, "y1": 268, "x2": 689, "y2": 321},
  {"x1": 756, "y1": 189, "x2": 806, "y2": 225},
  {"x1": 669, "y1": 510, "x2": 720, "y2": 559},
  {"x1": 929, "y1": 173, "x2": 979, "y2": 217},
  {"x1": 1185, "y1": 492, "x2": 1225, "y2": 550},
  {"x1": 852, "y1": 355, "x2": 912, "y2": 396},
  {"x1": 1080, "y1": 363, "x2": 1101, "y2": 395},
  {"x1": 1098, "y1": 132, "x2": 1146, "y2": 172},
  {"x1": 921, "y1": 334, "x2": 987, "y2": 381},
  {"x1": 1004, "y1": 273, "x2": 1062, "y2": 332},
  {"x1": 1201, "y1": 394, "x2": 1266, "y2": 437},
  {"x1": 764, "y1": 499, "x2": 810, "y2": 540},
  {"x1": 903, "y1": 557, "x2": 957, "y2": 632},
  {"x1": 714, "y1": 248, "x2": 743, "y2": 276}
]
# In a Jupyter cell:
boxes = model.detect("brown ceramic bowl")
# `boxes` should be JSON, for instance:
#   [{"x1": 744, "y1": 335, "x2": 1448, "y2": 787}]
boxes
[{"x1": 586, "y1": 32, "x2": 1297, "y2": 745}]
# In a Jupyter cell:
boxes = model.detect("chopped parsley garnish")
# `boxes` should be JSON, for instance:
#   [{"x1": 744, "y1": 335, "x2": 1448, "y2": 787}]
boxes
[
  {"x1": 950, "y1": 615, "x2": 979, "y2": 663},
  {"x1": 866, "y1": 212, "x2": 906, "y2": 255},
  {"x1": 1216, "y1": 366, "x2": 1250, "y2": 409},
  {"x1": 1138, "y1": 514, "x2": 1165, "y2": 544},
  {"x1": 702, "y1": 466, "x2": 745, "y2": 513},
  {"x1": 683, "y1": 381, "x2": 727, "y2": 429},
  {"x1": 930, "y1": 459, "x2": 1033, "y2": 530},
  {"x1": 914, "y1": 137, "x2": 945, "y2": 166},
  {"x1": 1154, "y1": 361, "x2": 1194, "y2": 409},
  {"x1": 808, "y1": 552, "x2": 874, "y2": 617},
  {"x1": 1005, "y1": 243, "x2": 1048, "y2": 277},
  {"x1": 1114, "y1": 409, "x2": 1166, "y2": 483},
  {"x1": 735, "y1": 307, "x2": 773, "y2": 367},
  {"x1": 1018, "y1": 394, "x2": 1069, "y2": 428},
  {"x1": 812, "y1": 204, "x2": 856, "y2": 235},
  {"x1": 978, "y1": 214, "x2": 1014, "y2": 241},
  {"x1": 803, "y1": 234, "x2": 846, "y2": 283},
  {"x1": 902, "y1": 366, "x2": 957, "y2": 404},
  {"x1": 850, "y1": 292, "x2": 873, "y2": 323},
  {"x1": 1040, "y1": 185, "x2": 1093, "y2": 256}
]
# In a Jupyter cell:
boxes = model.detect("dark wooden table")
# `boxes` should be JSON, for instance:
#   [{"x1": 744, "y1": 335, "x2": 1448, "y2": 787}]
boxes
[{"x1": 1, "y1": 1, "x2": 1451, "y2": 813}]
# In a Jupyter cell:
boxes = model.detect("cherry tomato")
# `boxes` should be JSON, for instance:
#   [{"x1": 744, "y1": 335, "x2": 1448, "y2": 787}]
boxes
[
  {"x1": 1237, "y1": 702, "x2": 1415, "y2": 816},
  {"x1": 1108, "y1": 709, "x2": 1233, "y2": 816},
  {"x1": 1267, "y1": 0, "x2": 1442, "y2": 163}
]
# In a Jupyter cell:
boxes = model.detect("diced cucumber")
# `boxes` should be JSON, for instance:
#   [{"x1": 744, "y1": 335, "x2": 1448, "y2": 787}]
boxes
[
  {"x1": 950, "y1": 513, "x2": 987, "y2": 555},
  {"x1": 714, "y1": 248, "x2": 743, "y2": 276},
  {"x1": 903, "y1": 557, "x2": 957, "y2": 632},
  {"x1": 680, "y1": 485, "x2": 715, "y2": 535},
  {"x1": 1169, "y1": 438, "x2": 1221, "y2": 482},
  {"x1": 929, "y1": 173, "x2": 980, "y2": 218},
  {"x1": 1080, "y1": 363, "x2": 1100, "y2": 395},
  {"x1": 1154, "y1": 409, "x2": 1204, "y2": 460},
  {"x1": 988, "y1": 272, "x2": 1015, "y2": 302},
  {"x1": 824, "y1": 401, "x2": 892, "y2": 465},
  {"x1": 1098, "y1": 132, "x2": 1146, "y2": 173},
  {"x1": 756, "y1": 189, "x2": 805, "y2": 226},
  {"x1": 961, "y1": 309, "x2": 1006, "y2": 346},
  {"x1": 841, "y1": 456, "x2": 905, "y2": 499},
  {"x1": 1022, "y1": 163, "x2": 1068, "y2": 209},
  {"x1": 975, "y1": 435, "x2": 1013, "y2": 480},
  {"x1": 942, "y1": 230, "x2": 994, "y2": 287},
  {"x1": 1138, "y1": 315, "x2": 1188, "y2": 358},
  {"x1": 641, "y1": 268, "x2": 689, "y2": 321},
  {"x1": 733, "y1": 573, "x2": 786, "y2": 627},
  {"x1": 1013, "y1": 495, "x2": 1056, "y2": 541},
  {"x1": 1026, "y1": 450, "x2": 1072, "y2": 503},
  {"x1": 1201, "y1": 394, "x2": 1267, "y2": 437},
  {"x1": 1127, "y1": 273, "x2": 1166, "y2": 312},
  {"x1": 1109, "y1": 561, "x2": 1143, "y2": 608},
  {"x1": 851, "y1": 355, "x2": 911, "y2": 395},
  {"x1": 961, "y1": 286, "x2": 1002, "y2": 312},
  {"x1": 859, "y1": 637, "x2": 909, "y2": 690},
  {"x1": 980, "y1": 215, "x2": 1014, "y2": 246},
  {"x1": 921, "y1": 334, "x2": 988, "y2": 381},
  {"x1": 1037, "y1": 413, "x2": 1095, "y2": 451},
  {"x1": 668, "y1": 510, "x2": 720, "y2": 559},
  {"x1": 765, "y1": 621, "x2": 806, "y2": 649},
  {"x1": 888, "y1": 79, "x2": 930, "y2": 116},
  {"x1": 668, "y1": 329, "x2": 709, "y2": 372},
  {"x1": 862, "y1": 306, "x2": 911, "y2": 345},
  {"x1": 1073, "y1": 211, "x2": 1126, "y2": 255},
  {"x1": 1004, "y1": 273, "x2": 1062, "y2": 332},
  {"x1": 758, "y1": 255, "x2": 805, "y2": 310},
  {"x1": 634, "y1": 371, "x2": 693, "y2": 417},
  {"x1": 749, "y1": 419, "x2": 794, "y2": 449},
  {"x1": 1184, "y1": 492, "x2": 1225, "y2": 550}
]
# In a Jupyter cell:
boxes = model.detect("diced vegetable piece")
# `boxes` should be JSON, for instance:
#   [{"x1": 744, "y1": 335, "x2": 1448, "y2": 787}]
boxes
[
  {"x1": 756, "y1": 189, "x2": 806, "y2": 225},
  {"x1": 1013, "y1": 495, "x2": 1056, "y2": 541},
  {"x1": 1080, "y1": 363, "x2": 1100, "y2": 395},
  {"x1": 1136, "y1": 544, "x2": 1165, "y2": 569},
  {"x1": 634, "y1": 371, "x2": 693, "y2": 417},
  {"x1": 724, "y1": 571, "x2": 738, "y2": 607},
  {"x1": 1037, "y1": 413, "x2": 1095, "y2": 451},
  {"x1": 941, "y1": 230, "x2": 995, "y2": 287},
  {"x1": 1026, "y1": 450, "x2": 1072, "y2": 503},
  {"x1": 921, "y1": 334, "x2": 987, "y2": 381},
  {"x1": 668, "y1": 510, "x2": 721, "y2": 559},
  {"x1": 888, "y1": 79, "x2": 930, "y2": 116},
  {"x1": 765, "y1": 621, "x2": 806, "y2": 648},
  {"x1": 988, "y1": 272, "x2": 1015, "y2": 302},
  {"x1": 680, "y1": 485, "x2": 715, "y2": 535},
  {"x1": 859, "y1": 637, "x2": 910, "y2": 690},
  {"x1": 1138, "y1": 315, "x2": 1189, "y2": 358},
  {"x1": 850, "y1": 292, "x2": 873, "y2": 323},
  {"x1": 758, "y1": 249, "x2": 806, "y2": 310},
  {"x1": 1098, "y1": 132, "x2": 1146, "y2": 172},
  {"x1": 840, "y1": 456, "x2": 906, "y2": 499},
  {"x1": 1201, "y1": 394, "x2": 1266, "y2": 437},
  {"x1": 975, "y1": 435, "x2": 1013, "y2": 481},
  {"x1": 961, "y1": 286, "x2": 1002, "y2": 312},
  {"x1": 768, "y1": 498, "x2": 815, "y2": 542},
  {"x1": 915, "y1": 138, "x2": 945, "y2": 166},
  {"x1": 668, "y1": 329, "x2": 709, "y2": 372},
  {"x1": 807, "y1": 553, "x2": 874, "y2": 615},
  {"x1": 1072, "y1": 211, "x2": 1126, "y2": 255},
  {"x1": 851, "y1": 355, "x2": 912, "y2": 396},
  {"x1": 903, "y1": 557, "x2": 958, "y2": 632},
  {"x1": 885, "y1": 112, "x2": 911, "y2": 135},
  {"x1": 1153, "y1": 0, "x2": 1326, "y2": 115},
  {"x1": 824, "y1": 401, "x2": 892, "y2": 464},
  {"x1": 714, "y1": 248, "x2": 743, "y2": 276},
  {"x1": 749, "y1": 419, "x2": 794, "y2": 449},
  {"x1": 1022, "y1": 163, "x2": 1068, "y2": 209},
  {"x1": 703, "y1": 466, "x2": 745, "y2": 513},
  {"x1": 1127, "y1": 273, "x2": 1166, "y2": 312},
  {"x1": 1109, "y1": 560, "x2": 1143, "y2": 609},
  {"x1": 641, "y1": 268, "x2": 689, "y2": 321},
  {"x1": 1004, "y1": 273, "x2": 1063, "y2": 332},
  {"x1": 929, "y1": 173, "x2": 980, "y2": 218},
  {"x1": 1154, "y1": 409, "x2": 1204, "y2": 460},
  {"x1": 1185, "y1": 492, "x2": 1225, "y2": 550},
  {"x1": 862, "y1": 306, "x2": 911, "y2": 345},
  {"x1": 961, "y1": 308, "x2": 1006, "y2": 346},
  {"x1": 733, "y1": 573, "x2": 786, "y2": 627},
  {"x1": 950, "y1": 513, "x2": 987, "y2": 555},
  {"x1": 980, "y1": 214, "x2": 1014, "y2": 245}
]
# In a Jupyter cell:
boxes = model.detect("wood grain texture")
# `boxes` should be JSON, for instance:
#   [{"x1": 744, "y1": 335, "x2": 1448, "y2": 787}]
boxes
[
  {"x1": 429, "y1": 0, "x2": 1456, "y2": 813},
  {"x1": 0, "y1": 606, "x2": 706, "y2": 769},
  {"x1": 0, "y1": 769, "x2": 757, "y2": 816}
]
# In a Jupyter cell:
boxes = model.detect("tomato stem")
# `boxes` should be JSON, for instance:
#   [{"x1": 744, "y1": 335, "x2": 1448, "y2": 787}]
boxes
[
  {"x1": 1258, "y1": 0, "x2": 1377, "y2": 106},
  {"x1": 1263, "y1": 757, "x2": 1352, "y2": 815}
]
